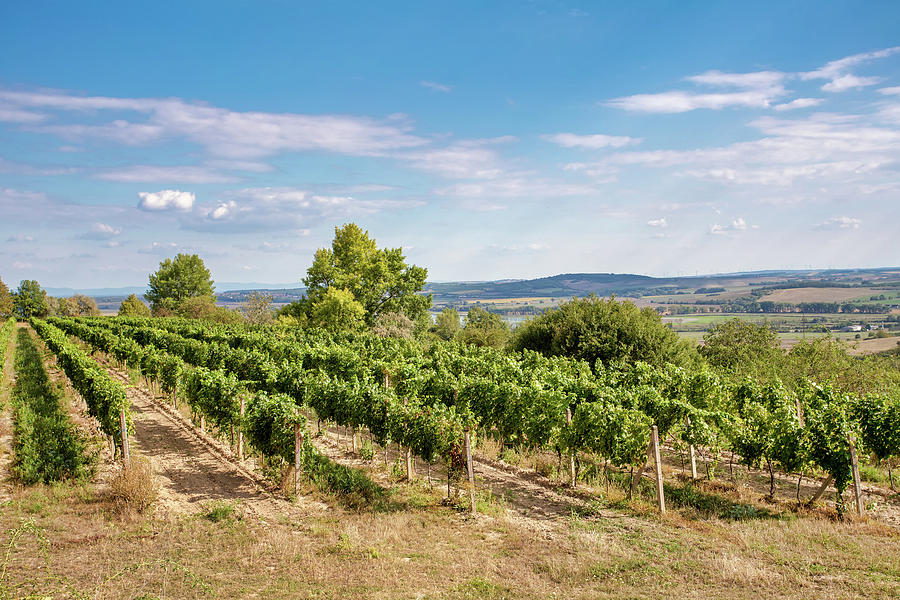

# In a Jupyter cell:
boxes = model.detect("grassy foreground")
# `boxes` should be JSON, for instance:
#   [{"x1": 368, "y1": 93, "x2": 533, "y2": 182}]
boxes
[{"x1": 0, "y1": 478, "x2": 898, "y2": 599}]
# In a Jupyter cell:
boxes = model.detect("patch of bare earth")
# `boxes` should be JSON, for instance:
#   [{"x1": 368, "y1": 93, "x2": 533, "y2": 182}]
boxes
[{"x1": 96, "y1": 360, "x2": 325, "y2": 520}]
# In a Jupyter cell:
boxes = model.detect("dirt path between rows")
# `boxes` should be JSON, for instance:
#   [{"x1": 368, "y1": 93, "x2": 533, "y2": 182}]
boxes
[{"x1": 99, "y1": 361, "x2": 325, "y2": 521}]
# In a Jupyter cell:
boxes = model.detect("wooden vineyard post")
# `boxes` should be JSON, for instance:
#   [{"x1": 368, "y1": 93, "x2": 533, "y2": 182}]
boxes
[
  {"x1": 630, "y1": 433, "x2": 654, "y2": 498},
  {"x1": 119, "y1": 407, "x2": 130, "y2": 467},
  {"x1": 689, "y1": 444, "x2": 698, "y2": 480},
  {"x1": 808, "y1": 474, "x2": 835, "y2": 505},
  {"x1": 172, "y1": 389, "x2": 177, "y2": 409},
  {"x1": 237, "y1": 395, "x2": 245, "y2": 461},
  {"x1": 465, "y1": 429, "x2": 476, "y2": 514},
  {"x1": 652, "y1": 425, "x2": 665, "y2": 514},
  {"x1": 849, "y1": 437, "x2": 865, "y2": 517},
  {"x1": 294, "y1": 422, "x2": 304, "y2": 499},
  {"x1": 566, "y1": 406, "x2": 576, "y2": 488},
  {"x1": 406, "y1": 446, "x2": 414, "y2": 481}
]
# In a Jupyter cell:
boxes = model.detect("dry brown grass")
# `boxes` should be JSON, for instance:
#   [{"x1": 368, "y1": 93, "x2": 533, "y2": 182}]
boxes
[{"x1": 109, "y1": 455, "x2": 158, "y2": 513}]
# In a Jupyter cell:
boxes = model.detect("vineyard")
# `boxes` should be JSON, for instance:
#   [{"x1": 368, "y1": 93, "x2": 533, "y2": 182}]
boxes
[
  {"x1": 25, "y1": 314, "x2": 900, "y2": 516},
  {"x1": 1, "y1": 313, "x2": 899, "y2": 598}
]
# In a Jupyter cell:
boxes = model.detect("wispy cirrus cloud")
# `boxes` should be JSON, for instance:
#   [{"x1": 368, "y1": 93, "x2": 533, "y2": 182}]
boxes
[
  {"x1": 98, "y1": 165, "x2": 239, "y2": 184},
  {"x1": 608, "y1": 69, "x2": 787, "y2": 113},
  {"x1": 420, "y1": 80, "x2": 452, "y2": 93},
  {"x1": 800, "y1": 47, "x2": 900, "y2": 91},
  {"x1": 0, "y1": 89, "x2": 428, "y2": 159},
  {"x1": 542, "y1": 133, "x2": 640, "y2": 149},
  {"x1": 814, "y1": 216, "x2": 862, "y2": 230}
]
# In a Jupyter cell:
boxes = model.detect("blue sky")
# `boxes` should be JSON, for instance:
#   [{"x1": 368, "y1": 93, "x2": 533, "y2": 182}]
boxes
[{"x1": 2, "y1": 1, "x2": 899, "y2": 289}]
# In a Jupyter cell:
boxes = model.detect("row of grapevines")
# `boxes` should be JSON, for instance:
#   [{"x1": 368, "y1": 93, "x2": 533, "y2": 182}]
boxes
[
  {"x1": 0, "y1": 316, "x2": 15, "y2": 372},
  {"x1": 30, "y1": 318, "x2": 130, "y2": 445}
]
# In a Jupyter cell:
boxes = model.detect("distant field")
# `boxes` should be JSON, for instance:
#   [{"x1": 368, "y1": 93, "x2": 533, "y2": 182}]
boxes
[
  {"x1": 847, "y1": 336, "x2": 900, "y2": 355},
  {"x1": 759, "y1": 287, "x2": 880, "y2": 303}
]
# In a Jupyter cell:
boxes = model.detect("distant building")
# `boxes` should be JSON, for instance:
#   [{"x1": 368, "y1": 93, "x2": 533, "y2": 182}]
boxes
[{"x1": 840, "y1": 325, "x2": 863, "y2": 332}]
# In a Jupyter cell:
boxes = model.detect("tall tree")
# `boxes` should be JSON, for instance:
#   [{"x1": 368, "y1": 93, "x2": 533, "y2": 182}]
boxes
[
  {"x1": 510, "y1": 295, "x2": 696, "y2": 368},
  {"x1": 242, "y1": 292, "x2": 275, "y2": 325},
  {"x1": 118, "y1": 293, "x2": 151, "y2": 317},
  {"x1": 700, "y1": 318, "x2": 783, "y2": 381},
  {"x1": 13, "y1": 280, "x2": 49, "y2": 318},
  {"x1": 457, "y1": 306, "x2": 509, "y2": 348},
  {"x1": 145, "y1": 254, "x2": 215, "y2": 314},
  {"x1": 434, "y1": 307, "x2": 461, "y2": 341},
  {"x1": 0, "y1": 277, "x2": 14, "y2": 317},
  {"x1": 302, "y1": 224, "x2": 430, "y2": 326}
]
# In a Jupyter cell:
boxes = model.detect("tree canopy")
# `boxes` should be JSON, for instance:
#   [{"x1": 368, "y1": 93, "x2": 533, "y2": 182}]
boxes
[
  {"x1": 118, "y1": 293, "x2": 151, "y2": 317},
  {"x1": 434, "y1": 307, "x2": 461, "y2": 341},
  {"x1": 145, "y1": 254, "x2": 215, "y2": 314},
  {"x1": 457, "y1": 306, "x2": 509, "y2": 348},
  {"x1": 302, "y1": 224, "x2": 430, "y2": 327},
  {"x1": 510, "y1": 295, "x2": 695, "y2": 368},
  {"x1": 699, "y1": 319, "x2": 784, "y2": 381},
  {"x1": 0, "y1": 277, "x2": 13, "y2": 318},
  {"x1": 13, "y1": 280, "x2": 49, "y2": 318}
]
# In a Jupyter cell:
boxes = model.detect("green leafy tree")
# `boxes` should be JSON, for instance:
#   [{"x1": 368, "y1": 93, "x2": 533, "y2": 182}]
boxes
[
  {"x1": 510, "y1": 295, "x2": 695, "y2": 368},
  {"x1": 242, "y1": 292, "x2": 275, "y2": 325},
  {"x1": 118, "y1": 293, "x2": 151, "y2": 317},
  {"x1": 145, "y1": 254, "x2": 215, "y2": 314},
  {"x1": 700, "y1": 319, "x2": 784, "y2": 381},
  {"x1": 310, "y1": 287, "x2": 365, "y2": 332},
  {"x1": 13, "y1": 280, "x2": 49, "y2": 318},
  {"x1": 373, "y1": 311, "x2": 414, "y2": 339},
  {"x1": 457, "y1": 306, "x2": 509, "y2": 348},
  {"x1": 302, "y1": 224, "x2": 430, "y2": 326},
  {"x1": 434, "y1": 307, "x2": 460, "y2": 341},
  {"x1": 70, "y1": 294, "x2": 100, "y2": 316},
  {"x1": 0, "y1": 277, "x2": 13, "y2": 317}
]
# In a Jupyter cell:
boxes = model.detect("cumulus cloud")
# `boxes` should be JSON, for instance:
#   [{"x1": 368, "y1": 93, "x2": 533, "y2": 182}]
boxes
[
  {"x1": 77, "y1": 222, "x2": 121, "y2": 240},
  {"x1": 708, "y1": 218, "x2": 755, "y2": 235},
  {"x1": 815, "y1": 216, "x2": 862, "y2": 230},
  {"x1": 420, "y1": 80, "x2": 452, "y2": 93},
  {"x1": 542, "y1": 133, "x2": 641, "y2": 149},
  {"x1": 137, "y1": 241, "x2": 182, "y2": 254},
  {"x1": 137, "y1": 190, "x2": 195, "y2": 212}
]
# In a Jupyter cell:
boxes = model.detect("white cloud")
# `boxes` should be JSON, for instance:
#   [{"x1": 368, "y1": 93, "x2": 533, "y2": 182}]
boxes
[
  {"x1": 184, "y1": 187, "x2": 421, "y2": 232},
  {"x1": 822, "y1": 74, "x2": 883, "y2": 92},
  {"x1": 542, "y1": 133, "x2": 641, "y2": 149},
  {"x1": 686, "y1": 70, "x2": 786, "y2": 89},
  {"x1": 879, "y1": 86, "x2": 900, "y2": 96},
  {"x1": 0, "y1": 104, "x2": 47, "y2": 123},
  {"x1": 1, "y1": 89, "x2": 427, "y2": 159},
  {"x1": 77, "y1": 222, "x2": 121, "y2": 240},
  {"x1": 773, "y1": 98, "x2": 823, "y2": 111},
  {"x1": 608, "y1": 69, "x2": 787, "y2": 113},
  {"x1": 12, "y1": 261, "x2": 33, "y2": 269},
  {"x1": 708, "y1": 218, "x2": 755, "y2": 236},
  {"x1": 435, "y1": 177, "x2": 597, "y2": 200},
  {"x1": 137, "y1": 190, "x2": 196, "y2": 212},
  {"x1": 801, "y1": 47, "x2": 900, "y2": 80},
  {"x1": 607, "y1": 89, "x2": 783, "y2": 113},
  {"x1": 801, "y1": 47, "x2": 900, "y2": 92},
  {"x1": 6, "y1": 234, "x2": 35, "y2": 242},
  {"x1": 401, "y1": 138, "x2": 515, "y2": 179},
  {"x1": 815, "y1": 216, "x2": 862, "y2": 230},
  {"x1": 647, "y1": 218, "x2": 668, "y2": 228},
  {"x1": 137, "y1": 241, "x2": 182, "y2": 254},
  {"x1": 99, "y1": 165, "x2": 238, "y2": 183},
  {"x1": 420, "y1": 80, "x2": 452, "y2": 93}
]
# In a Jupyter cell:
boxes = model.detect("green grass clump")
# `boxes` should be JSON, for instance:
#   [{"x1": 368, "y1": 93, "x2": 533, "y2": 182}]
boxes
[{"x1": 11, "y1": 328, "x2": 91, "y2": 484}]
